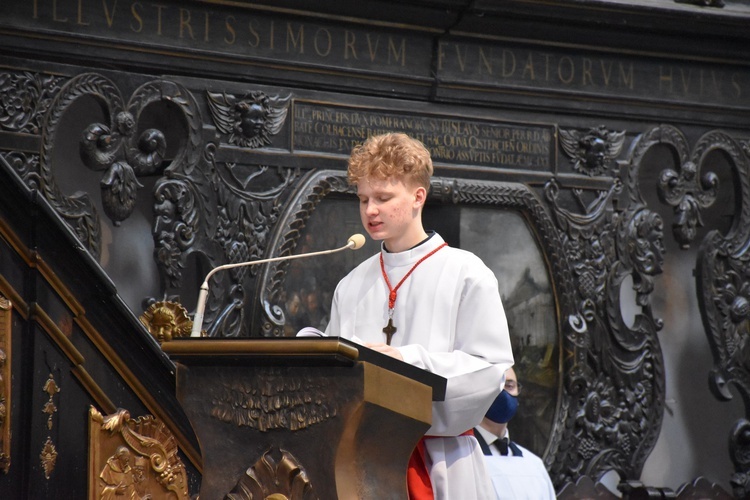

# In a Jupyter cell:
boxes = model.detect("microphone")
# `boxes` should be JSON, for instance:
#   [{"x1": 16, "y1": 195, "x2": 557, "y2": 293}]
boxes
[{"x1": 189, "y1": 233, "x2": 366, "y2": 337}]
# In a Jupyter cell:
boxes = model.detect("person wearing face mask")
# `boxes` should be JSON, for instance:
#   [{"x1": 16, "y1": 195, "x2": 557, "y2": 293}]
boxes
[{"x1": 473, "y1": 367, "x2": 556, "y2": 500}]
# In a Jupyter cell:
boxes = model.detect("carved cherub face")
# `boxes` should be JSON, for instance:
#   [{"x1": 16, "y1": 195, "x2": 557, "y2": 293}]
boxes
[
  {"x1": 151, "y1": 307, "x2": 176, "y2": 342},
  {"x1": 236, "y1": 101, "x2": 267, "y2": 139},
  {"x1": 584, "y1": 136, "x2": 607, "y2": 169}
]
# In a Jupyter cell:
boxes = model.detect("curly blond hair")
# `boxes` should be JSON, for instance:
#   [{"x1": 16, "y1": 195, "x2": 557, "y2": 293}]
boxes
[{"x1": 347, "y1": 133, "x2": 433, "y2": 189}]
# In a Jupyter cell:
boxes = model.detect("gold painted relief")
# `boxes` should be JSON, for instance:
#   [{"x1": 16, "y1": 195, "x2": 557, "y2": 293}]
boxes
[
  {"x1": 42, "y1": 374, "x2": 60, "y2": 430},
  {"x1": 0, "y1": 294, "x2": 11, "y2": 473},
  {"x1": 88, "y1": 407, "x2": 189, "y2": 500},
  {"x1": 139, "y1": 301, "x2": 193, "y2": 345},
  {"x1": 226, "y1": 446, "x2": 315, "y2": 500},
  {"x1": 211, "y1": 369, "x2": 337, "y2": 431},
  {"x1": 40, "y1": 437, "x2": 57, "y2": 479}
]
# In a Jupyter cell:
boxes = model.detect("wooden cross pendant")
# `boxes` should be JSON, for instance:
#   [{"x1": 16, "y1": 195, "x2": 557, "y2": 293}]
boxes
[{"x1": 383, "y1": 318, "x2": 397, "y2": 345}]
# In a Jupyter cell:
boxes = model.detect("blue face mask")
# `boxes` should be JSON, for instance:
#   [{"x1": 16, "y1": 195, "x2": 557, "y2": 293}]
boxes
[{"x1": 485, "y1": 390, "x2": 518, "y2": 424}]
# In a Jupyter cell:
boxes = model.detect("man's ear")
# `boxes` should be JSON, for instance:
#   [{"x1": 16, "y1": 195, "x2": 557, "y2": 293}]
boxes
[{"x1": 413, "y1": 186, "x2": 427, "y2": 207}]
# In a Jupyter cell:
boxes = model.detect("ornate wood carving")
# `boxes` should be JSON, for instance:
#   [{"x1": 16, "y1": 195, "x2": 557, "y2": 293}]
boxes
[
  {"x1": 0, "y1": 294, "x2": 10, "y2": 473},
  {"x1": 689, "y1": 128, "x2": 750, "y2": 498},
  {"x1": 210, "y1": 368, "x2": 338, "y2": 431},
  {"x1": 139, "y1": 301, "x2": 193, "y2": 345},
  {"x1": 88, "y1": 407, "x2": 189, "y2": 500},
  {"x1": 226, "y1": 446, "x2": 316, "y2": 500}
]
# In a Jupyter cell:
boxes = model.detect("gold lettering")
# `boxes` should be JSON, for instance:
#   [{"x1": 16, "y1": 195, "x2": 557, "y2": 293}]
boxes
[
  {"x1": 541, "y1": 53, "x2": 553, "y2": 81},
  {"x1": 437, "y1": 42, "x2": 447, "y2": 71},
  {"x1": 314, "y1": 28, "x2": 332, "y2": 57},
  {"x1": 245, "y1": 19, "x2": 258, "y2": 47},
  {"x1": 366, "y1": 34, "x2": 380, "y2": 62},
  {"x1": 269, "y1": 20, "x2": 274, "y2": 50},
  {"x1": 223, "y1": 16, "x2": 236, "y2": 45},
  {"x1": 103, "y1": 0, "x2": 117, "y2": 28},
  {"x1": 154, "y1": 4, "x2": 166, "y2": 36},
  {"x1": 286, "y1": 23, "x2": 304, "y2": 53},
  {"x1": 582, "y1": 58, "x2": 593, "y2": 86},
  {"x1": 76, "y1": 0, "x2": 90, "y2": 26},
  {"x1": 600, "y1": 60, "x2": 613, "y2": 86},
  {"x1": 203, "y1": 11, "x2": 211, "y2": 42},
  {"x1": 179, "y1": 8, "x2": 194, "y2": 39},
  {"x1": 618, "y1": 62, "x2": 634, "y2": 90},
  {"x1": 659, "y1": 65, "x2": 673, "y2": 93},
  {"x1": 387, "y1": 37, "x2": 405, "y2": 66},
  {"x1": 130, "y1": 2, "x2": 143, "y2": 33},
  {"x1": 33, "y1": 0, "x2": 39, "y2": 19},
  {"x1": 679, "y1": 68, "x2": 692, "y2": 94},
  {"x1": 502, "y1": 49, "x2": 515, "y2": 77},
  {"x1": 521, "y1": 53, "x2": 535, "y2": 80},
  {"x1": 53, "y1": 0, "x2": 68, "y2": 23},
  {"x1": 558, "y1": 56, "x2": 574, "y2": 84},
  {"x1": 344, "y1": 30, "x2": 357, "y2": 59},
  {"x1": 455, "y1": 44, "x2": 467, "y2": 72},
  {"x1": 478, "y1": 47, "x2": 492, "y2": 75}
]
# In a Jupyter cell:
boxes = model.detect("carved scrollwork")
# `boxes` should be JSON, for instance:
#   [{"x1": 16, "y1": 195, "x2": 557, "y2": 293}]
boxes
[
  {"x1": 542, "y1": 125, "x2": 667, "y2": 483},
  {"x1": 690, "y1": 130, "x2": 750, "y2": 497},
  {"x1": 226, "y1": 446, "x2": 316, "y2": 500},
  {"x1": 89, "y1": 406, "x2": 189, "y2": 499},
  {"x1": 656, "y1": 128, "x2": 720, "y2": 249},
  {"x1": 79, "y1": 79, "x2": 203, "y2": 226}
]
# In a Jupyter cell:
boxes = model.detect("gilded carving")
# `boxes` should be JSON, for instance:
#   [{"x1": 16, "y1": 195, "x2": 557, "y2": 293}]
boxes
[
  {"x1": 89, "y1": 407, "x2": 189, "y2": 500},
  {"x1": 40, "y1": 437, "x2": 57, "y2": 480},
  {"x1": 560, "y1": 125, "x2": 626, "y2": 177},
  {"x1": 42, "y1": 374, "x2": 60, "y2": 431},
  {"x1": 139, "y1": 301, "x2": 193, "y2": 345},
  {"x1": 226, "y1": 447, "x2": 316, "y2": 500},
  {"x1": 207, "y1": 90, "x2": 291, "y2": 148},
  {"x1": 0, "y1": 295, "x2": 10, "y2": 473},
  {"x1": 211, "y1": 370, "x2": 337, "y2": 431}
]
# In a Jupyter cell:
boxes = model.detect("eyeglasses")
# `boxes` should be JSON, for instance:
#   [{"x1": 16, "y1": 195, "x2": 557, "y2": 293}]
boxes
[{"x1": 503, "y1": 380, "x2": 523, "y2": 395}]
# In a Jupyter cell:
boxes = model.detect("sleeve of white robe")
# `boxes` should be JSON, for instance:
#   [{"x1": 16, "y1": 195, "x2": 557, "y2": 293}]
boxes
[{"x1": 398, "y1": 271, "x2": 514, "y2": 436}]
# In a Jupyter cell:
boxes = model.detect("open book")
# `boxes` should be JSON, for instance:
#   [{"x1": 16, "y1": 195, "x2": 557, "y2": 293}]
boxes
[{"x1": 296, "y1": 326, "x2": 326, "y2": 337}]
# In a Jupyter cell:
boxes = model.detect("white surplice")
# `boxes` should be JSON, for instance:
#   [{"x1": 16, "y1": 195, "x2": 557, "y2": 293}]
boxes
[{"x1": 326, "y1": 233, "x2": 514, "y2": 500}]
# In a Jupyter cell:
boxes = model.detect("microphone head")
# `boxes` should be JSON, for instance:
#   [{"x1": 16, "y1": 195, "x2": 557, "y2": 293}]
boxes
[{"x1": 347, "y1": 233, "x2": 366, "y2": 250}]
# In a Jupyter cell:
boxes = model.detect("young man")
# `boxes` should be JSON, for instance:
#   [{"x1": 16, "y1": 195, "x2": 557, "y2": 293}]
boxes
[
  {"x1": 325, "y1": 132, "x2": 514, "y2": 499},
  {"x1": 474, "y1": 367, "x2": 556, "y2": 499}
]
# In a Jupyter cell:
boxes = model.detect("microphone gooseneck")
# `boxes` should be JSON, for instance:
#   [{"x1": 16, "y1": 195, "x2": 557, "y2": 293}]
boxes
[{"x1": 189, "y1": 234, "x2": 366, "y2": 337}]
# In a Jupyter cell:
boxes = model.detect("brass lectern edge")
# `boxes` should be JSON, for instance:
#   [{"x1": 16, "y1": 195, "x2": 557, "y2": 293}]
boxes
[{"x1": 161, "y1": 338, "x2": 361, "y2": 360}]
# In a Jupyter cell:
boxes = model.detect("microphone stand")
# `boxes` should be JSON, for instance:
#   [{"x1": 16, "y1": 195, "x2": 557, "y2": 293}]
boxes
[{"x1": 190, "y1": 234, "x2": 366, "y2": 337}]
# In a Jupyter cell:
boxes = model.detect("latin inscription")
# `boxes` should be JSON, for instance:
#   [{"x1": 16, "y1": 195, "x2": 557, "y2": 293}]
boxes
[
  {"x1": 4, "y1": 1, "x2": 749, "y2": 107},
  {"x1": 293, "y1": 103, "x2": 555, "y2": 170}
]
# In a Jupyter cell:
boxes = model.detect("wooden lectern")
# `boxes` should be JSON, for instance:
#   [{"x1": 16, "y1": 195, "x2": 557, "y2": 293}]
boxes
[{"x1": 162, "y1": 337, "x2": 446, "y2": 500}]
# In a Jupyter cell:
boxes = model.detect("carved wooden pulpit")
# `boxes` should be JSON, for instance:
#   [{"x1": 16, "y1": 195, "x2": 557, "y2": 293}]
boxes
[{"x1": 162, "y1": 337, "x2": 446, "y2": 500}]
